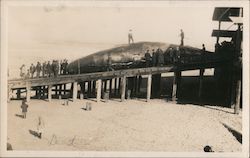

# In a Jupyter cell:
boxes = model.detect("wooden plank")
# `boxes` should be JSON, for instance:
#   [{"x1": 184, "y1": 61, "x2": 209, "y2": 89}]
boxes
[
  {"x1": 147, "y1": 74, "x2": 152, "y2": 102},
  {"x1": 121, "y1": 76, "x2": 126, "y2": 102},
  {"x1": 96, "y1": 79, "x2": 102, "y2": 102}
]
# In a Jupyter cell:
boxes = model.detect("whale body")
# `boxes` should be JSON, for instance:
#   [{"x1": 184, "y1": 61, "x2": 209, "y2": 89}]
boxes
[{"x1": 67, "y1": 41, "x2": 207, "y2": 74}]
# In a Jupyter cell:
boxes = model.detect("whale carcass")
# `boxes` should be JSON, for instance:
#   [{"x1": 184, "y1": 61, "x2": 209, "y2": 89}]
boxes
[{"x1": 67, "y1": 41, "x2": 209, "y2": 74}]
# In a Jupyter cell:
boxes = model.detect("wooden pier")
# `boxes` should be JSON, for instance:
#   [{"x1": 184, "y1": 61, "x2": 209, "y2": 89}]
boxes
[{"x1": 8, "y1": 55, "x2": 230, "y2": 104}]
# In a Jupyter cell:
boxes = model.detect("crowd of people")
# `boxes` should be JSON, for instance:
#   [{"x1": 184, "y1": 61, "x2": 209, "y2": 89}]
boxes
[
  {"x1": 144, "y1": 47, "x2": 181, "y2": 67},
  {"x1": 20, "y1": 59, "x2": 69, "y2": 79},
  {"x1": 144, "y1": 44, "x2": 206, "y2": 67}
]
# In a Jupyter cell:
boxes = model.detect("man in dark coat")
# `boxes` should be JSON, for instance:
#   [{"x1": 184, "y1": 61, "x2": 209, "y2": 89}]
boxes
[
  {"x1": 157, "y1": 48, "x2": 164, "y2": 66},
  {"x1": 42, "y1": 61, "x2": 47, "y2": 77},
  {"x1": 144, "y1": 49, "x2": 151, "y2": 67},
  {"x1": 30, "y1": 63, "x2": 36, "y2": 78},
  {"x1": 21, "y1": 99, "x2": 28, "y2": 119},
  {"x1": 152, "y1": 49, "x2": 157, "y2": 66},
  {"x1": 36, "y1": 62, "x2": 42, "y2": 78},
  {"x1": 46, "y1": 61, "x2": 52, "y2": 77}
]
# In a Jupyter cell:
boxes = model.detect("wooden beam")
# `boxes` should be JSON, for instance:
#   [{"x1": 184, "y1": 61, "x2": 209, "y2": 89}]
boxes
[
  {"x1": 48, "y1": 85, "x2": 52, "y2": 102},
  {"x1": 121, "y1": 76, "x2": 126, "y2": 102},
  {"x1": 26, "y1": 83, "x2": 31, "y2": 102},
  {"x1": 72, "y1": 82, "x2": 78, "y2": 101},
  {"x1": 96, "y1": 79, "x2": 102, "y2": 102},
  {"x1": 147, "y1": 74, "x2": 152, "y2": 102}
]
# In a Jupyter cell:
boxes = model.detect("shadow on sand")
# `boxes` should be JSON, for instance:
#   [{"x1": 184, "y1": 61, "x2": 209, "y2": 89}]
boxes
[
  {"x1": 28, "y1": 129, "x2": 40, "y2": 138},
  {"x1": 15, "y1": 114, "x2": 24, "y2": 119},
  {"x1": 221, "y1": 123, "x2": 242, "y2": 144}
]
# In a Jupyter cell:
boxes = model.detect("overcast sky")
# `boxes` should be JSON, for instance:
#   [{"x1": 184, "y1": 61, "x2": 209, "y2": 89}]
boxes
[{"x1": 8, "y1": 1, "x2": 244, "y2": 53}]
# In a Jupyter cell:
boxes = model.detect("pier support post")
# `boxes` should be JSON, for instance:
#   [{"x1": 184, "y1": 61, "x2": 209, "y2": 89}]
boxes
[
  {"x1": 48, "y1": 85, "x2": 52, "y2": 102},
  {"x1": 59, "y1": 84, "x2": 62, "y2": 96},
  {"x1": 198, "y1": 68, "x2": 205, "y2": 105},
  {"x1": 118, "y1": 78, "x2": 121, "y2": 93},
  {"x1": 63, "y1": 84, "x2": 66, "y2": 95},
  {"x1": 172, "y1": 71, "x2": 181, "y2": 102},
  {"x1": 92, "y1": 81, "x2": 96, "y2": 94},
  {"x1": 109, "y1": 79, "x2": 113, "y2": 96},
  {"x1": 121, "y1": 76, "x2": 126, "y2": 102},
  {"x1": 72, "y1": 82, "x2": 78, "y2": 101},
  {"x1": 87, "y1": 81, "x2": 91, "y2": 97},
  {"x1": 114, "y1": 78, "x2": 118, "y2": 95},
  {"x1": 26, "y1": 83, "x2": 31, "y2": 102},
  {"x1": 96, "y1": 79, "x2": 102, "y2": 102},
  {"x1": 234, "y1": 80, "x2": 241, "y2": 114},
  {"x1": 17, "y1": 89, "x2": 21, "y2": 100},
  {"x1": 147, "y1": 74, "x2": 152, "y2": 102},
  {"x1": 104, "y1": 80, "x2": 107, "y2": 92}
]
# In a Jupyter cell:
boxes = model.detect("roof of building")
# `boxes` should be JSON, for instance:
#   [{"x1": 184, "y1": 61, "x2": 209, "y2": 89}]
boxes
[{"x1": 212, "y1": 7, "x2": 242, "y2": 22}]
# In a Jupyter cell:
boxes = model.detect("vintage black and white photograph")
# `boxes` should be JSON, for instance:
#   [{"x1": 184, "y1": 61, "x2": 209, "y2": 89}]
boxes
[{"x1": 0, "y1": 0, "x2": 249, "y2": 157}]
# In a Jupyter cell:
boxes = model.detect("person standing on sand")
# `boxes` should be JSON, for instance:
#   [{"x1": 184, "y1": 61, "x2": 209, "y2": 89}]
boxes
[
  {"x1": 20, "y1": 99, "x2": 28, "y2": 119},
  {"x1": 37, "y1": 116, "x2": 45, "y2": 139}
]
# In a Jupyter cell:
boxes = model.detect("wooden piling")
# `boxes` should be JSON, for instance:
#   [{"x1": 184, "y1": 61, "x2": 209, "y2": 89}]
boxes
[
  {"x1": 234, "y1": 80, "x2": 241, "y2": 114},
  {"x1": 26, "y1": 83, "x2": 31, "y2": 102},
  {"x1": 114, "y1": 78, "x2": 118, "y2": 95},
  {"x1": 109, "y1": 79, "x2": 113, "y2": 95},
  {"x1": 48, "y1": 85, "x2": 52, "y2": 102},
  {"x1": 147, "y1": 74, "x2": 152, "y2": 102},
  {"x1": 96, "y1": 79, "x2": 102, "y2": 102},
  {"x1": 104, "y1": 80, "x2": 107, "y2": 92},
  {"x1": 118, "y1": 78, "x2": 121, "y2": 92},
  {"x1": 92, "y1": 81, "x2": 96, "y2": 94},
  {"x1": 55, "y1": 85, "x2": 58, "y2": 97},
  {"x1": 121, "y1": 76, "x2": 126, "y2": 102},
  {"x1": 172, "y1": 71, "x2": 181, "y2": 102},
  {"x1": 87, "y1": 81, "x2": 91, "y2": 97},
  {"x1": 63, "y1": 84, "x2": 66, "y2": 95},
  {"x1": 72, "y1": 82, "x2": 78, "y2": 101},
  {"x1": 198, "y1": 68, "x2": 205, "y2": 105},
  {"x1": 59, "y1": 84, "x2": 62, "y2": 96},
  {"x1": 17, "y1": 89, "x2": 21, "y2": 99}
]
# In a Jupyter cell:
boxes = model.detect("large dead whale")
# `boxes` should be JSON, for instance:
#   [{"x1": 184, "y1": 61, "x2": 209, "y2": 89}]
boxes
[{"x1": 67, "y1": 41, "x2": 208, "y2": 74}]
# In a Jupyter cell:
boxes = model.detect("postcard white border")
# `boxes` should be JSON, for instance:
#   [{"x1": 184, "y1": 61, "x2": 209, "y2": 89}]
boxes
[{"x1": 1, "y1": 0, "x2": 249, "y2": 157}]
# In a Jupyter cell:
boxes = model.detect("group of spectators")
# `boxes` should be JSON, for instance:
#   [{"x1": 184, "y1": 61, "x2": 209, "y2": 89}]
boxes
[
  {"x1": 20, "y1": 59, "x2": 69, "y2": 79},
  {"x1": 144, "y1": 44, "x2": 206, "y2": 67},
  {"x1": 144, "y1": 47, "x2": 181, "y2": 67}
]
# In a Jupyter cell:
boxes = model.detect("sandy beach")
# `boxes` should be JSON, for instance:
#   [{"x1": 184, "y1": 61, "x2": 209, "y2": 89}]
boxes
[{"x1": 7, "y1": 99, "x2": 242, "y2": 152}]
